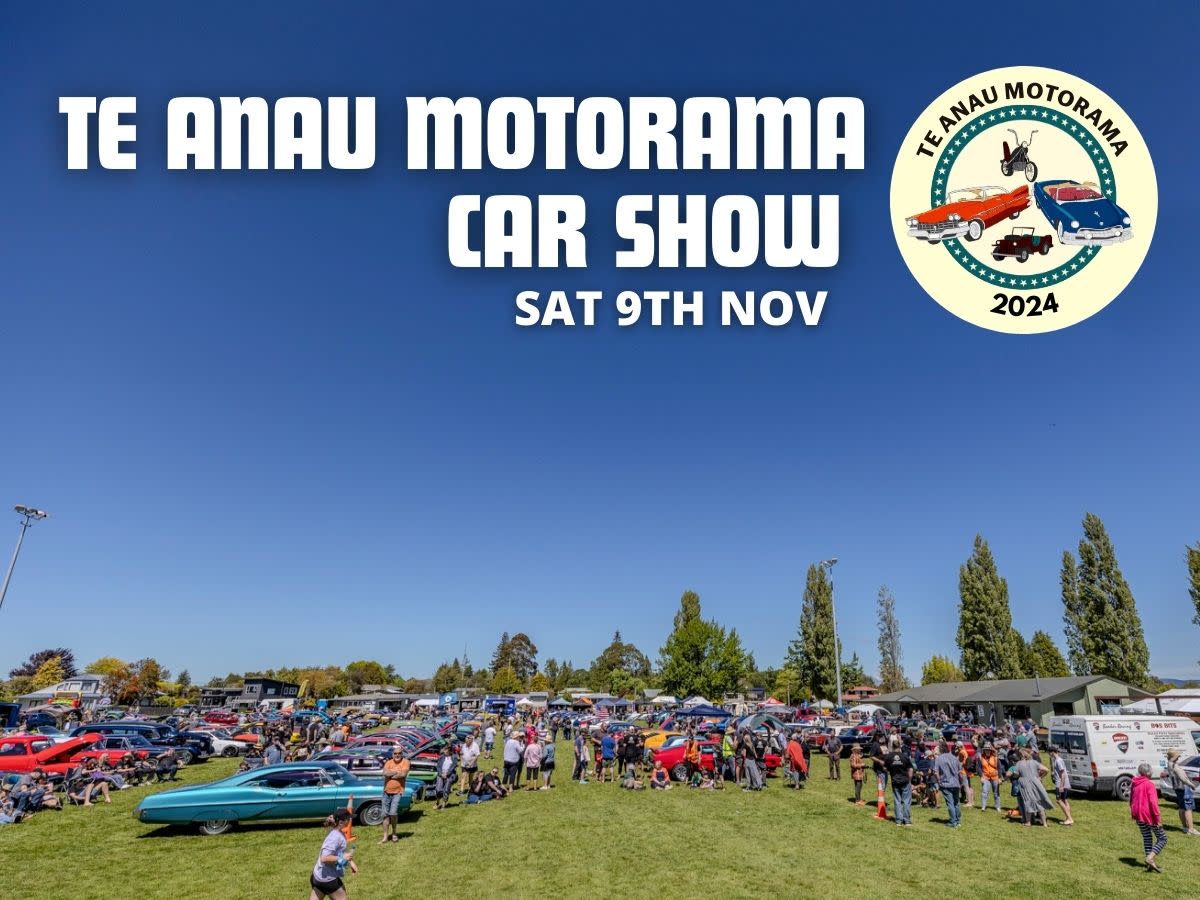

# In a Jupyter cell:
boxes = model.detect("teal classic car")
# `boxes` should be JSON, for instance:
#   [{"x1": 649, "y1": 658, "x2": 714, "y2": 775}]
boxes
[{"x1": 133, "y1": 760, "x2": 413, "y2": 835}]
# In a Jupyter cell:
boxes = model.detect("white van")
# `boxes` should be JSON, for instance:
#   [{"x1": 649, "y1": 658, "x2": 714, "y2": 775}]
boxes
[{"x1": 1047, "y1": 715, "x2": 1200, "y2": 800}]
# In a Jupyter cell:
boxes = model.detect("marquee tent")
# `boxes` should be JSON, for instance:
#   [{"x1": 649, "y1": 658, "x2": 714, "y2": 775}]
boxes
[{"x1": 681, "y1": 695, "x2": 710, "y2": 708}]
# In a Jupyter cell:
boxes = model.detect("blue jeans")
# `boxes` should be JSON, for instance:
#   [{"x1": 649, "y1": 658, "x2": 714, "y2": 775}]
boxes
[
  {"x1": 892, "y1": 783, "x2": 912, "y2": 824},
  {"x1": 941, "y1": 786, "x2": 961, "y2": 825},
  {"x1": 980, "y1": 778, "x2": 1001, "y2": 810}
]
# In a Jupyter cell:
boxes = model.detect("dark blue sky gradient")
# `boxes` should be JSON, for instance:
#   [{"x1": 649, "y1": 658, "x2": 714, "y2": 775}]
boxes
[{"x1": 1, "y1": 3, "x2": 1196, "y2": 682}]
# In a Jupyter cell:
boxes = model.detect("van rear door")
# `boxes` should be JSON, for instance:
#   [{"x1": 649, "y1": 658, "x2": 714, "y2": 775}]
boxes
[{"x1": 1049, "y1": 728, "x2": 1092, "y2": 790}]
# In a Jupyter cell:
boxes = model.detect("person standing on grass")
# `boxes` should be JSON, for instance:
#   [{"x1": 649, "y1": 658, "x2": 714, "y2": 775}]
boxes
[
  {"x1": 849, "y1": 746, "x2": 866, "y2": 805},
  {"x1": 955, "y1": 742, "x2": 974, "y2": 808},
  {"x1": 434, "y1": 744, "x2": 456, "y2": 810},
  {"x1": 572, "y1": 728, "x2": 588, "y2": 783},
  {"x1": 723, "y1": 729, "x2": 738, "y2": 785},
  {"x1": 978, "y1": 744, "x2": 1002, "y2": 812},
  {"x1": 785, "y1": 732, "x2": 807, "y2": 789},
  {"x1": 885, "y1": 736, "x2": 914, "y2": 826},
  {"x1": 600, "y1": 730, "x2": 616, "y2": 783},
  {"x1": 1013, "y1": 747, "x2": 1051, "y2": 827},
  {"x1": 870, "y1": 732, "x2": 889, "y2": 796},
  {"x1": 825, "y1": 733, "x2": 843, "y2": 780},
  {"x1": 458, "y1": 735, "x2": 480, "y2": 795},
  {"x1": 1131, "y1": 762, "x2": 1167, "y2": 872},
  {"x1": 740, "y1": 728, "x2": 763, "y2": 791},
  {"x1": 540, "y1": 736, "x2": 556, "y2": 789},
  {"x1": 934, "y1": 741, "x2": 963, "y2": 827},
  {"x1": 1165, "y1": 748, "x2": 1199, "y2": 835},
  {"x1": 1047, "y1": 745, "x2": 1073, "y2": 825},
  {"x1": 684, "y1": 736, "x2": 701, "y2": 780},
  {"x1": 483, "y1": 723, "x2": 497, "y2": 759},
  {"x1": 502, "y1": 733, "x2": 522, "y2": 788},
  {"x1": 379, "y1": 747, "x2": 410, "y2": 844},
  {"x1": 309, "y1": 808, "x2": 357, "y2": 900},
  {"x1": 523, "y1": 732, "x2": 543, "y2": 791}
]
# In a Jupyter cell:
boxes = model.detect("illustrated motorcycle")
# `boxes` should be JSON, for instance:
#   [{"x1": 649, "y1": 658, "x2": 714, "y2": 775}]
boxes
[{"x1": 1000, "y1": 128, "x2": 1038, "y2": 182}]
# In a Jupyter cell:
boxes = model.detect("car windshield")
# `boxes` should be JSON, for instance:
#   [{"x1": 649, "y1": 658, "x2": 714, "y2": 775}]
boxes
[
  {"x1": 1052, "y1": 183, "x2": 1103, "y2": 202},
  {"x1": 949, "y1": 186, "x2": 1004, "y2": 202}
]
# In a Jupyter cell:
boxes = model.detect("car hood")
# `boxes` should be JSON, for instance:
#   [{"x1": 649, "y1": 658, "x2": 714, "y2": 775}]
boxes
[
  {"x1": 1064, "y1": 198, "x2": 1126, "y2": 227},
  {"x1": 913, "y1": 199, "x2": 983, "y2": 224}
]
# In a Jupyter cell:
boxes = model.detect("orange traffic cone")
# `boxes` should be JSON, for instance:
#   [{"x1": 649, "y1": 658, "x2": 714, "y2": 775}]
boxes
[
  {"x1": 342, "y1": 794, "x2": 356, "y2": 843},
  {"x1": 874, "y1": 782, "x2": 888, "y2": 820}
]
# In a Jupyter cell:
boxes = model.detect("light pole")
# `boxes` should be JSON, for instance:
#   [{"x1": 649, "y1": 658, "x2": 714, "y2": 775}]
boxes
[
  {"x1": 820, "y1": 558, "x2": 841, "y2": 711},
  {"x1": 0, "y1": 505, "x2": 49, "y2": 614}
]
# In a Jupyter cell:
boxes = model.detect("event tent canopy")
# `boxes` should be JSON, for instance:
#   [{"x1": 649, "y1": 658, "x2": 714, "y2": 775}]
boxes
[
  {"x1": 681, "y1": 695, "x2": 710, "y2": 708},
  {"x1": 413, "y1": 698, "x2": 438, "y2": 707},
  {"x1": 847, "y1": 703, "x2": 888, "y2": 715},
  {"x1": 548, "y1": 698, "x2": 571, "y2": 707},
  {"x1": 674, "y1": 704, "x2": 731, "y2": 717},
  {"x1": 652, "y1": 695, "x2": 677, "y2": 705}
]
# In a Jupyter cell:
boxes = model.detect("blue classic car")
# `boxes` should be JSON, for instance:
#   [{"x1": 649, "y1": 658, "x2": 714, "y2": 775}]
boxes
[
  {"x1": 133, "y1": 760, "x2": 413, "y2": 835},
  {"x1": 1033, "y1": 179, "x2": 1132, "y2": 246}
]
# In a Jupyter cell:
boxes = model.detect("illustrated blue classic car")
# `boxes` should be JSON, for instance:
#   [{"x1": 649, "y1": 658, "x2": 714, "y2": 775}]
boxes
[
  {"x1": 1033, "y1": 179, "x2": 1132, "y2": 246},
  {"x1": 133, "y1": 760, "x2": 413, "y2": 835}
]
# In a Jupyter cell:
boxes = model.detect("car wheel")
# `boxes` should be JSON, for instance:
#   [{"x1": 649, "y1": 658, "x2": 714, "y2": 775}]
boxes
[
  {"x1": 966, "y1": 219, "x2": 984, "y2": 242},
  {"x1": 992, "y1": 255, "x2": 1004, "y2": 262},
  {"x1": 357, "y1": 801, "x2": 386, "y2": 827},
  {"x1": 1018, "y1": 249, "x2": 1029, "y2": 263},
  {"x1": 1001, "y1": 162, "x2": 1012, "y2": 177},
  {"x1": 198, "y1": 819, "x2": 234, "y2": 836},
  {"x1": 1039, "y1": 242, "x2": 1051, "y2": 255},
  {"x1": 222, "y1": 746, "x2": 240, "y2": 757},
  {"x1": 1025, "y1": 161, "x2": 1037, "y2": 182},
  {"x1": 927, "y1": 239, "x2": 940, "y2": 245},
  {"x1": 1113, "y1": 775, "x2": 1133, "y2": 802},
  {"x1": 671, "y1": 763, "x2": 688, "y2": 782},
  {"x1": 176, "y1": 749, "x2": 194, "y2": 766},
  {"x1": 1009, "y1": 211, "x2": 1021, "y2": 220}
]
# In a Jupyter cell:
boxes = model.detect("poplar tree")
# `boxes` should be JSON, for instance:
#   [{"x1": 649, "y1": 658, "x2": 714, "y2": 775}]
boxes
[
  {"x1": 956, "y1": 535, "x2": 1024, "y2": 680},
  {"x1": 1073, "y1": 513, "x2": 1150, "y2": 686},
  {"x1": 1188, "y1": 542, "x2": 1200, "y2": 637},
  {"x1": 876, "y1": 585, "x2": 909, "y2": 692},
  {"x1": 1060, "y1": 551, "x2": 1090, "y2": 675}
]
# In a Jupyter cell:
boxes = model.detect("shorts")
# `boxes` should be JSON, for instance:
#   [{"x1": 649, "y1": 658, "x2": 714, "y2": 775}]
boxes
[
  {"x1": 310, "y1": 873, "x2": 344, "y2": 896},
  {"x1": 525, "y1": 766, "x2": 539, "y2": 780},
  {"x1": 383, "y1": 790, "x2": 406, "y2": 816},
  {"x1": 1055, "y1": 788, "x2": 1068, "y2": 801},
  {"x1": 602, "y1": 757, "x2": 615, "y2": 768},
  {"x1": 541, "y1": 762, "x2": 554, "y2": 771},
  {"x1": 1176, "y1": 788, "x2": 1195, "y2": 811},
  {"x1": 463, "y1": 765, "x2": 478, "y2": 775}
]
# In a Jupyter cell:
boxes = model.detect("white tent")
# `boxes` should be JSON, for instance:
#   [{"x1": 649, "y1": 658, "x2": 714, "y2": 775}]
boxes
[
  {"x1": 413, "y1": 698, "x2": 438, "y2": 708},
  {"x1": 653, "y1": 695, "x2": 677, "y2": 705},
  {"x1": 515, "y1": 697, "x2": 533, "y2": 707},
  {"x1": 847, "y1": 703, "x2": 888, "y2": 716},
  {"x1": 1122, "y1": 698, "x2": 1200, "y2": 716},
  {"x1": 813, "y1": 699, "x2": 834, "y2": 709},
  {"x1": 682, "y1": 695, "x2": 710, "y2": 708}
]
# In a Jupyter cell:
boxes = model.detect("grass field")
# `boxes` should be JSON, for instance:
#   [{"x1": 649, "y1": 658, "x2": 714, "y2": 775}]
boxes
[{"x1": 6, "y1": 741, "x2": 1195, "y2": 899}]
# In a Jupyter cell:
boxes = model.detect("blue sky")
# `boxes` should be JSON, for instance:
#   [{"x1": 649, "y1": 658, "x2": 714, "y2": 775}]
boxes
[{"x1": 2, "y1": 3, "x2": 1197, "y2": 683}]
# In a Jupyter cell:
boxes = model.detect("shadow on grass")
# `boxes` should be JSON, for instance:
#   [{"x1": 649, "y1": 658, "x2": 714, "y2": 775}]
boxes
[
  {"x1": 138, "y1": 810, "x2": 424, "y2": 839},
  {"x1": 1117, "y1": 857, "x2": 1150, "y2": 869}
]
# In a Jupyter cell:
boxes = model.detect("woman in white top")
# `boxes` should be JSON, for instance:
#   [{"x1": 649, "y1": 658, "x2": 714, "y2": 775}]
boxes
[{"x1": 309, "y1": 808, "x2": 357, "y2": 900}]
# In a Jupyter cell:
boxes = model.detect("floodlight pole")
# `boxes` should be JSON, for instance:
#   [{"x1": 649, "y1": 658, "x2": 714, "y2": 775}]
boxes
[
  {"x1": 821, "y1": 558, "x2": 841, "y2": 712},
  {"x1": 0, "y1": 506, "x2": 49, "y2": 614}
]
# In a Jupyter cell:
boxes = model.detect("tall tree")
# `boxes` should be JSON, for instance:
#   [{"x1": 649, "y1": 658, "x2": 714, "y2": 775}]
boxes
[
  {"x1": 176, "y1": 669, "x2": 192, "y2": 689},
  {"x1": 785, "y1": 564, "x2": 839, "y2": 700},
  {"x1": 489, "y1": 665, "x2": 521, "y2": 694},
  {"x1": 504, "y1": 633, "x2": 538, "y2": 681},
  {"x1": 921, "y1": 655, "x2": 965, "y2": 685},
  {"x1": 1023, "y1": 630, "x2": 1071, "y2": 678},
  {"x1": 1188, "y1": 542, "x2": 1200, "y2": 644},
  {"x1": 344, "y1": 660, "x2": 391, "y2": 692},
  {"x1": 590, "y1": 631, "x2": 651, "y2": 685},
  {"x1": 490, "y1": 632, "x2": 512, "y2": 674},
  {"x1": 658, "y1": 590, "x2": 750, "y2": 698},
  {"x1": 31, "y1": 656, "x2": 67, "y2": 689},
  {"x1": 1060, "y1": 551, "x2": 1089, "y2": 675},
  {"x1": 840, "y1": 652, "x2": 868, "y2": 690},
  {"x1": 956, "y1": 535, "x2": 1024, "y2": 679},
  {"x1": 1071, "y1": 513, "x2": 1150, "y2": 686},
  {"x1": 875, "y1": 585, "x2": 908, "y2": 692},
  {"x1": 10, "y1": 648, "x2": 77, "y2": 680}
]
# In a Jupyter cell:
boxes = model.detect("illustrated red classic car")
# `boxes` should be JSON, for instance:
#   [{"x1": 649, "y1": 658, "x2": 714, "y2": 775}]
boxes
[
  {"x1": 650, "y1": 736, "x2": 781, "y2": 782},
  {"x1": 0, "y1": 734, "x2": 101, "y2": 776},
  {"x1": 906, "y1": 185, "x2": 1029, "y2": 244}
]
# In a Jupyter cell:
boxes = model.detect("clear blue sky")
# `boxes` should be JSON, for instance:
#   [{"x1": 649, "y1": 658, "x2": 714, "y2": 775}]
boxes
[{"x1": 2, "y1": 3, "x2": 1196, "y2": 683}]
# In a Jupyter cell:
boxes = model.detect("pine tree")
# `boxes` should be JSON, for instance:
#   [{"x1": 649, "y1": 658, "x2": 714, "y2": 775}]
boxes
[
  {"x1": 875, "y1": 585, "x2": 908, "y2": 692},
  {"x1": 1060, "y1": 551, "x2": 1090, "y2": 675},
  {"x1": 794, "y1": 564, "x2": 838, "y2": 701},
  {"x1": 956, "y1": 535, "x2": 1024, "y2": 679},
  {"x1": 1074, "y1": 513, "x2": 1150, "y2": 686},
  {"x1": 1023, "y1": 630, "x2": 1071, "y2": 677},
  {"x1": 490, "y1": 632, "x2": 511, "y2": 674}
]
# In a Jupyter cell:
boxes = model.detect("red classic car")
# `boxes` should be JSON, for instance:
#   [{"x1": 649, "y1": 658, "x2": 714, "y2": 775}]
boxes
[
  {"x1": 650, "y1": 736, "x2": 781, "y2": 782},
  {"x1": 906, "y1": 185, "x2": 1030, "y2": 244},
  {"x1": 69, "y1": 735, "x2": 158, "y2": 765},
  {"x1": 0, "y1": 734, "x2": 101, "y2": 776},
  {"x1": 203, "y1": 710, "x2": 239, "y2": 725}
]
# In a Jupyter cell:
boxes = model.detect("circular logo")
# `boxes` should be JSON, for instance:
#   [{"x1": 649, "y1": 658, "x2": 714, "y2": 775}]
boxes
[{"x1": 890, "y1": 66, "x2": 1156, "y2": 333}]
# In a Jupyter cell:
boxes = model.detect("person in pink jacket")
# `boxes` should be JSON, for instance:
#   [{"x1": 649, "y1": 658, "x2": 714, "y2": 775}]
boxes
[{"x1": 1129, "y1": 762, "x2": 1167, "y2": 872}]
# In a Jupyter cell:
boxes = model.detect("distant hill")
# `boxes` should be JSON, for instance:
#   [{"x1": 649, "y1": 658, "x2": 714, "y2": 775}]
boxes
[{"x1": 1155, "y1": 676, "x2": 1200, "y2": 688}]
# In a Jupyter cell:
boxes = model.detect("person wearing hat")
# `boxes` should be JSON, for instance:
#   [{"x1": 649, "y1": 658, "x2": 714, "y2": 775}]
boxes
[{"x1": 1165, "y1": 748, "x2": 1199, "y2": 835}]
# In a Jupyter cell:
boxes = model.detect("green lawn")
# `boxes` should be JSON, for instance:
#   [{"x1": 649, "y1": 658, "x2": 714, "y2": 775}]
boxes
[{"x1": 6, "y1": 742, "x2": 1194, "y2": 899}]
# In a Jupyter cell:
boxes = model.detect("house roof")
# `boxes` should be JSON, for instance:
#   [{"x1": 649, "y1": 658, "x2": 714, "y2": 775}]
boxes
[{"x1": 874, "y1": 676, "x2": 1151, "y2": 705}]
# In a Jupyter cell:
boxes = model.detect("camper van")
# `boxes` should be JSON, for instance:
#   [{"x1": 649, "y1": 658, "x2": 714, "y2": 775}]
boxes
[{"x1": 1047, "y1": 715, "x2": 1200, "y2": 801}]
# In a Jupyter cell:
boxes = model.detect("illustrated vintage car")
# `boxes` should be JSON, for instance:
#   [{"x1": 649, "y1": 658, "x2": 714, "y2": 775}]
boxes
[
  {"x1": 906, "y1": 185, "x2": 1029, "y2": 244},
  {"x1": 991, "y1": 226, "x2": 1053, "y2": 262},
  {"x1": 1034, "y1": 179, "x2": 1132, "y2": 245},
  {"x1": 133, "y1": 760, "x2": 412, "y2": 835},
  {"x1": 650, "y1": 736, "x2": 781, "y2": 782}
]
